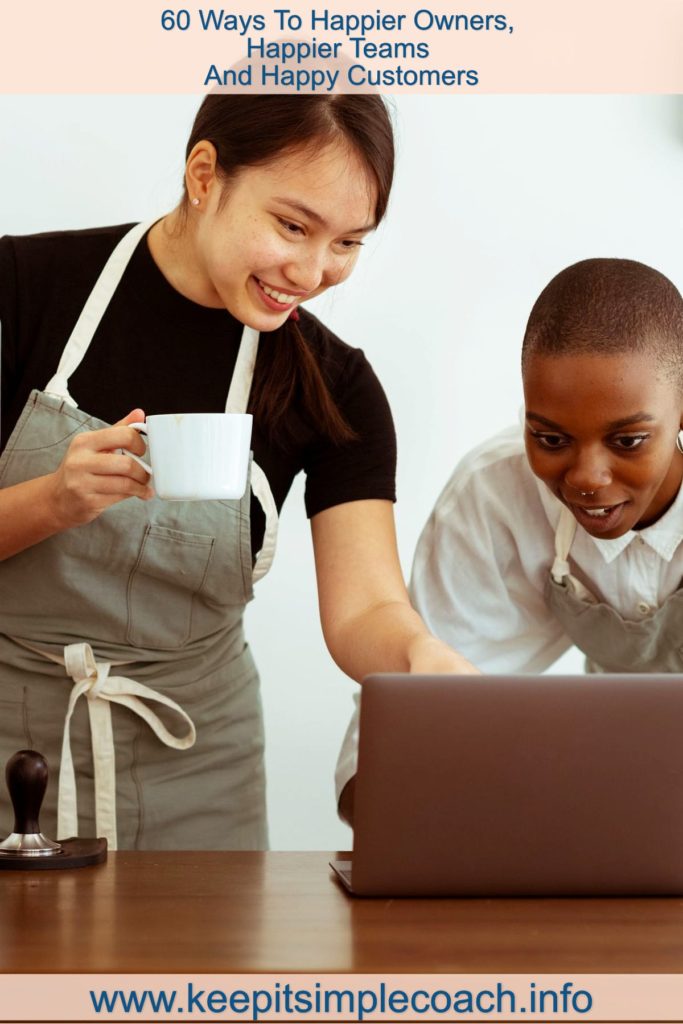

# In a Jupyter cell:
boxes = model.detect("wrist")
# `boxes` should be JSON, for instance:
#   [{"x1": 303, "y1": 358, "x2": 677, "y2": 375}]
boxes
[
  {"x1": 406, "y1": 631, "x2": 439, "y2": 670},
  {"x1": 406, "y1": 632, "x2": 479, "y2": 676},
  {"x1": 41, "y1": 472, "x2": 72, "y2": 532}
]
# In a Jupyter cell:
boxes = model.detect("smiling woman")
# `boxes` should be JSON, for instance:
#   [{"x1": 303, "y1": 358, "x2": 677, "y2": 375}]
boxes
[
  {"x1": 154, "y1": 138, "x2": 373, "y2": 329},
  {"x1": 413, "y1": 257, "x2": 683, "y2": 670},
  {"x1": 521, "y1": 259, "x2": 683, "y2": 538},
  {"x1": 524, "y1": 357, "x2": 680, "y2": 537},
  {"x1": 0, "y1": 94, "x2": 476, "y2": 852},
  {"x1": 336, "y1": 256, "x2": 683, "y2": 810}
]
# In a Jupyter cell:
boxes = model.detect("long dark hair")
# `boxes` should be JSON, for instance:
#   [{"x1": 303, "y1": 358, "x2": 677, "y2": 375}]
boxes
[{"x1": 184, "y1": 95, "x2": 395, "y2": 445}]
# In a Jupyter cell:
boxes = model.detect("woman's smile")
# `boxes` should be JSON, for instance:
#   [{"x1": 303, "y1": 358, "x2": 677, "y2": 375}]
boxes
[
  {"x1": 565, "y1": 499, "x2": 629, "y2": 535},
  {"x1": 254, "y1": 277, "x2": 308, "y2": 311}
]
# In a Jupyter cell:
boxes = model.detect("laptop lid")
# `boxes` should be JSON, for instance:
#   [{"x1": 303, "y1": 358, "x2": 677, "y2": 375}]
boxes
[{"x1": 347, "y1": 673, "x2": 683, "y2": 897}]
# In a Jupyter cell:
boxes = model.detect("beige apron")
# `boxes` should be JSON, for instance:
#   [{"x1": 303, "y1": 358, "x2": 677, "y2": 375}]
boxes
[
  {"x1": 0, "y1": 220, "x2": 278, "y2": 850},
  {"x1": 546, "y1": 506, "x2": 683, "y2": 672}
]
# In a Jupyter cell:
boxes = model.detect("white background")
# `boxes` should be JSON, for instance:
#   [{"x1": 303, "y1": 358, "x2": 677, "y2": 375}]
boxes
[{"x1": 1, "y1": 95, "x2": 682, "y2": 848}]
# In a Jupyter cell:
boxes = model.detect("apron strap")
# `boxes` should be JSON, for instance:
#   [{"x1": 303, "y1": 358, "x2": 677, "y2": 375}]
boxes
[
  {"x1": 44, "y1": 220, "x2": 157, "y2": 406},
  {"x1": 14, "y1": 639, "x2": 196, "y2": 850},
  {"x1": 251, "y1": 461, "x2": 279, "y2": 582},
  {"x1": 551, "y1": 506, "x2": 577, "y2": 583},
  {"x1": 226, "y1": 326, "x2": 278, "y2": 582},
  {"x1": 225, "y1": 326, "x2": 259, "y2": 414},
  {"x1": 550, "y1": 505, "x2": 598, "y2": 603}
]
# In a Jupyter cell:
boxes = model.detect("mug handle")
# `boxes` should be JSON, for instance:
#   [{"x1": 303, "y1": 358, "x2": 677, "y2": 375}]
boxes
[{"x1": 116, "y1": 421, "x2": 153, "y2": 475}]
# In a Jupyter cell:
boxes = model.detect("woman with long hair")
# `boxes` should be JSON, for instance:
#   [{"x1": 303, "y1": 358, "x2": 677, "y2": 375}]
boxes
[{"x1": 0, "y1": 95, "x2": 473, "y2": 850}]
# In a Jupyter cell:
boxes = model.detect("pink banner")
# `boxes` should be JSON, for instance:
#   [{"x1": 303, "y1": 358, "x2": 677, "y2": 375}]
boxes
[
  {"x1": 2, "y1": 0, "x2": 682, "y2": 93},
  {"x1": 3, "y1": 972, "x2": 683, "y2": 1021}
]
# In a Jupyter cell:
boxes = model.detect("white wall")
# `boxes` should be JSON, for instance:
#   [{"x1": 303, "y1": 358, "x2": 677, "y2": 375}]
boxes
[{"x1": 1, "y1": 95, "x2": 681, "y2": 848}]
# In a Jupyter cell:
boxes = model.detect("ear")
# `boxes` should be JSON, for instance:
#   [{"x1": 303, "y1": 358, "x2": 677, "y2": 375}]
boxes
[{"x1": 185, "y1": 140, "x2": 220, "y2": 205}]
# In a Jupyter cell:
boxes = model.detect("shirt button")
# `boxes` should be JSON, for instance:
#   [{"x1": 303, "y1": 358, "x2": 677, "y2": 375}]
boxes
[{"x1": 637, "y1": 601, "x2": 650, "y2": 615}]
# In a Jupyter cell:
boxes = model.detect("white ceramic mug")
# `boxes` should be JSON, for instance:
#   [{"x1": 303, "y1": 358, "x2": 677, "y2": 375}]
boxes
[{"x1": 120, "y1": 413, "x2": 253, "y2": 501}]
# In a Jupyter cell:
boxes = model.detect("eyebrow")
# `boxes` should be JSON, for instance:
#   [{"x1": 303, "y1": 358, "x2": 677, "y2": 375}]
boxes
[
  {"x1": 272, "y1": 197, "x2": 376, "y2": 234},
  {"x1": 526, "y1": 411, "x2": 657, "y2": 432}
]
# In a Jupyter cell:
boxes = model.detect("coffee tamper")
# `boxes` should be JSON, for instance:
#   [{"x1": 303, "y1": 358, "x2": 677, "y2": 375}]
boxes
[{"x1": 0, "y1": 750, "x2": 107, "y2": 870}]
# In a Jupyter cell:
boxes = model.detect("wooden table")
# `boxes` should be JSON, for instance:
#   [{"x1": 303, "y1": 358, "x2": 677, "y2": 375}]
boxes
[{"x1": 2, "y1": 852, "x2": 683, "y2": 973}]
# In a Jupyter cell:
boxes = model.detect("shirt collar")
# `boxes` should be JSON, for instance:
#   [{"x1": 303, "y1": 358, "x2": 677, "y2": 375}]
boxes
[
  {"x1": 538, "y1": 477, "x2": 683, "y2": 564},
  {"x1": 588, "y1": 483, "x2": 683, "y2": 564}
]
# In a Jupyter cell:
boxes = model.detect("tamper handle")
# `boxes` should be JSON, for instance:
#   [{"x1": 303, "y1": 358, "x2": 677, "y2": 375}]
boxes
[{"x1": 6, "y1": 750, "x2": 48, "y2": 836}]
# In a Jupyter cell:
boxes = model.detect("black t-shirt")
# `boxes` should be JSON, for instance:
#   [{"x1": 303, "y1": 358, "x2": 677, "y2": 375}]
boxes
[{"x1": 0, "y1": 225, "x2": 397, "y2": 556}]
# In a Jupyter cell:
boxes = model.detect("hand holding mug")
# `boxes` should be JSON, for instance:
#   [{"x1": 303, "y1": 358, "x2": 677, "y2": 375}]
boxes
[{"x1": 48, "y1": 410, "x2": 155, "y2": 529}]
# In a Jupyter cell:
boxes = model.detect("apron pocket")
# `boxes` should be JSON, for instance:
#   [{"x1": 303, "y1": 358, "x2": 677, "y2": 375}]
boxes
[{"x1": 126, "y1": 525, "x2": 214, "y2": 650}]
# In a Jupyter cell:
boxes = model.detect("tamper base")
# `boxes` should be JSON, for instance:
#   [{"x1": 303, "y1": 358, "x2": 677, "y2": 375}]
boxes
[{"x1": 0, "y1": 832, "x2": 63, "y2": 856}]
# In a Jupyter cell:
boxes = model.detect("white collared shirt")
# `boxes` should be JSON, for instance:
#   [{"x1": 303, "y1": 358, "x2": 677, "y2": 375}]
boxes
[{"x1": 335, "y1": 423, "x2": 683, "y2": 800}]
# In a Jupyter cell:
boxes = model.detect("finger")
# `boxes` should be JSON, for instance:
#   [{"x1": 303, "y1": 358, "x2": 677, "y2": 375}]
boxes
[
  {"x1": 69, "y1": 446, "x2": 149, "y2": 478},
  {"x1": 68, "y1": 453, "x2": 152, "y2": 490},
  {"x1": 113, "y1": 409, "x2": 146, "y2": 428},
  {"x1": 81, "y1": 484, "x2": 155, "y2": 516},
  {"x1": 88, "y1": 452, "x2": 153, "y2": 484},
  {"x1": 87, "y1": 474, "x2": 155, "y2": 500},
  {"x1": 80, "y1": 423, "x2": 149, "y2": 456}
]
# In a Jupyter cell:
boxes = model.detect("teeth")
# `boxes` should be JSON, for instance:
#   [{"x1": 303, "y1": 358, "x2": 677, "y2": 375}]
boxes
[
  {"x1": 260, "y1": 281, "x2": 297, "y2": 304},
  {"x1": 584, "y1": 508, "x2": 611, "y2": 517}
]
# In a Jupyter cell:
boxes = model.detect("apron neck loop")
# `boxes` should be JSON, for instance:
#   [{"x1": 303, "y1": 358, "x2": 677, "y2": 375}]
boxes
[
  {"x1": 44, "y1": 220, "x2": 157, "y2": 403},
  {"x1": 551, "y1": 506, "x2": 578, "y2": 584},
  {"x1": 225, "y1": 326, "x2": 259, "y2": 414}
]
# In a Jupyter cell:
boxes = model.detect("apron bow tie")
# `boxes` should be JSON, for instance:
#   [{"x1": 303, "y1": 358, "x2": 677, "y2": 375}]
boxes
[
  {"x1": 13, "y1": 639, "x2": 196, "y2": 850},
  {"x1": 64, "y1": 642, "x2": 111, "y2": 696}
]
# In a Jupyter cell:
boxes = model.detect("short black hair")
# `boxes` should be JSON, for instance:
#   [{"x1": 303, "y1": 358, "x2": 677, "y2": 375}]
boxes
[{"x1": 521, "y1": 259, "x2": 683, "y2": 387}]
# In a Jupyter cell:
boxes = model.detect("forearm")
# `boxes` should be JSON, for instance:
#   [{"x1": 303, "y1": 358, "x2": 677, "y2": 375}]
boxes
[
  {"x1": 313, "y1": 502, "x2": 478, "y2": 682},
  {"x1": 324, "y1": 597, "x2": 439, "y2": 682},
  {"x1": 0, "y1": 473, "x2": 65, "y2": 560}
]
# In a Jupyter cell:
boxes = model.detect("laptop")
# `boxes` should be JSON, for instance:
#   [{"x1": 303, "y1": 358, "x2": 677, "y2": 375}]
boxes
[{"x1": 331, "y1": 673, "x2": 683, "y2": 897}]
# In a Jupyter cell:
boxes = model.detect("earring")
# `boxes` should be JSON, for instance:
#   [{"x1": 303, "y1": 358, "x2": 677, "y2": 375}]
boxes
[
  {"x1": 677, "y1": 431, "x2": 683, "y2": 454},
  {"x1": 191, "y1": 197, "x2": 200, "y2": 207}
]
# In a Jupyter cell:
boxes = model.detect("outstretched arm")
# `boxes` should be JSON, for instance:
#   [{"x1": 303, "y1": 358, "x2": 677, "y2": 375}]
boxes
[
  {"x1": 312, "y1": 498, "x2": 479, "y2": 828},
  {"x1": 311, "y1": 498, "x2": 478, "y2": 681}
]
